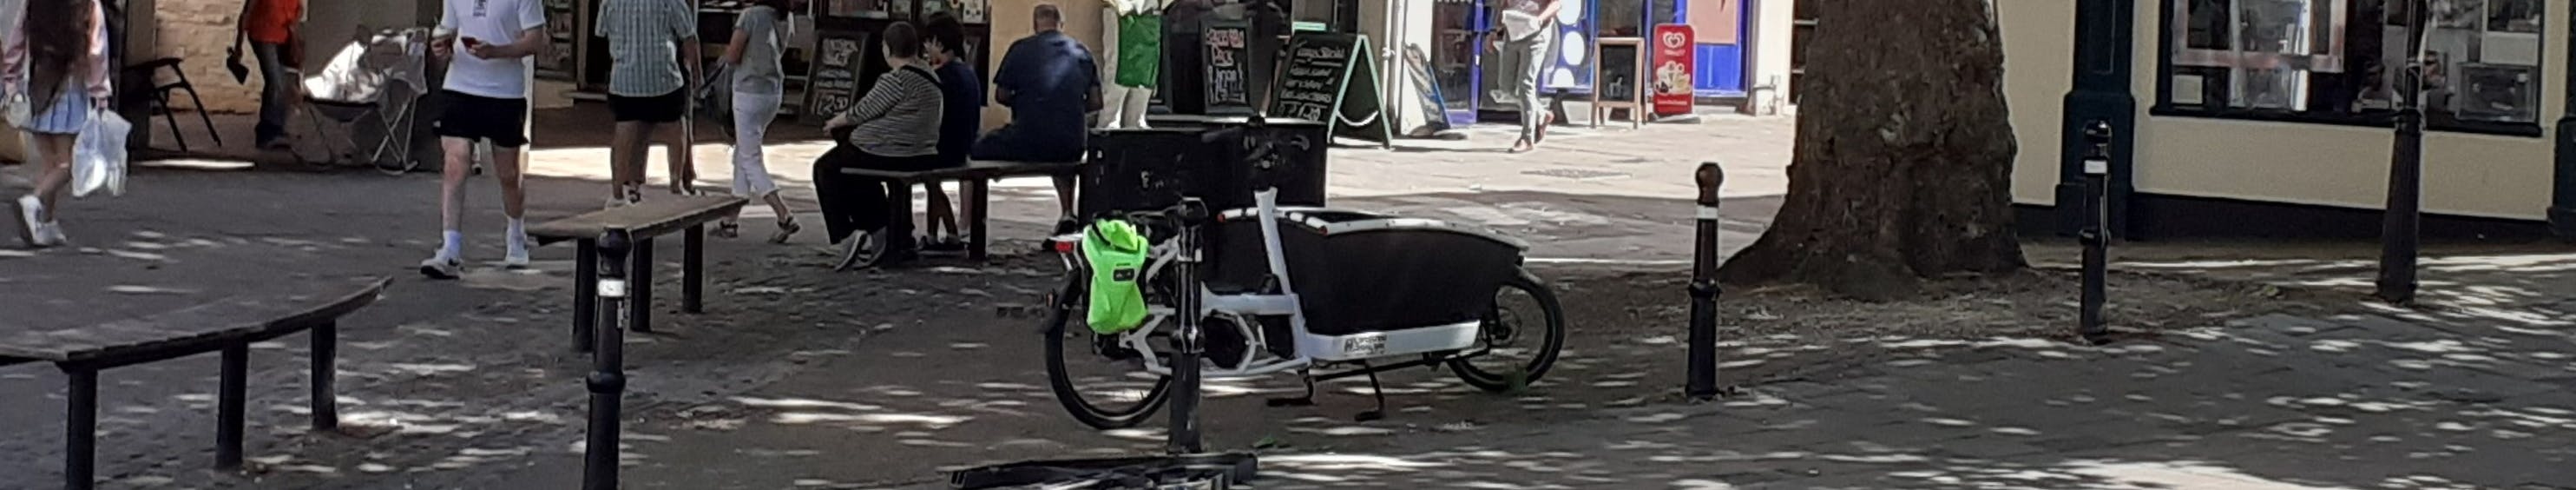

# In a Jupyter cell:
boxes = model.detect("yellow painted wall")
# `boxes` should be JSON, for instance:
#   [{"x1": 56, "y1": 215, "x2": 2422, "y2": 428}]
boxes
[
  {"x1": 984, "y1": 0, "x2": 1107, "y2": 129},
  {"x1": 1997, "y1": 0, "x2": 2564, "y2": 220}
]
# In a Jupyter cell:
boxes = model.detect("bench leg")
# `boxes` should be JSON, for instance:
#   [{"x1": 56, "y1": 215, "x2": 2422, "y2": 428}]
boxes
[
  {"x1": 311, "y1": 321, "x2": 340, "y2": 431},
  {"x1": 63, "y1": 367, "x2": 97, "y2": 490},
  {"x1": 575, "y1": 239, "x2": 599, "y2": 353},
  {"x1": 630, "y1": 237, "x2": 654, "y2": 333},
  {"x1": 217, "y1": 344, "x2": 248, "y2": 471},
  {"x1": 969, "y1": 180, "x2": 990, "y2": 262},
  {"x1": 683, "y1": 224, "x2": 704, "y2": 314}
]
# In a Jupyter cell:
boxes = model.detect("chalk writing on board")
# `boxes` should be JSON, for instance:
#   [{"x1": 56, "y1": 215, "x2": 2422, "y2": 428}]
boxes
[{"x1": 1204, "y1": 23, "x2": 1252, "y2": 109}]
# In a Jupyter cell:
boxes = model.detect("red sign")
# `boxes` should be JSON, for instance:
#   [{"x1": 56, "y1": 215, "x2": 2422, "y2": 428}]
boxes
[{"x1": 1651, "y1": 24, "x2": 1696, "y2": 116}]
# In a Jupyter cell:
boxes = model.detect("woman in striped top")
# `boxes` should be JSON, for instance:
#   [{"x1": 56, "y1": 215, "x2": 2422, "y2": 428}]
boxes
[{"x1": 814, "y1": 21, "x2": 945, "y2": 269}]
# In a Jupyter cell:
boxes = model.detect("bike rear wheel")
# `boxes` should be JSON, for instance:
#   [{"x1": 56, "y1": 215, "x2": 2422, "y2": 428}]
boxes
[
  {"x1": 1449, "y1": 268, "x2": 1567, "y2": 393},
  {"x1": 1043, "y1": 273, "x2": 1175, "y2": 429}
]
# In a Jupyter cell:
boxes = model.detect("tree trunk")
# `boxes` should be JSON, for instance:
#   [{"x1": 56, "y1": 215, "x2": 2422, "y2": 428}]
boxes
[{"x1": 1716, "y1": 0, "x2": 2025, "y2": 301}]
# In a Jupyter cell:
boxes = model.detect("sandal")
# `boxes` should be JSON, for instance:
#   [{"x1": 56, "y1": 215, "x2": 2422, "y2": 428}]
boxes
[
  {"x1": 768, "y1": 215, "x2": 802, "y2": 244},
  {"x1": 713, "y1": 219, "x2": 741, "y2": 239}
]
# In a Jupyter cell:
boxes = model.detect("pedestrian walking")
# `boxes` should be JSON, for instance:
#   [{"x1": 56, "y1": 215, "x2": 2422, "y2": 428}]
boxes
[
  {"x1": 596, "y1": 0, "x2": 702, "y2": 206},
  {"x1": 1495, "y1": 0, "x2": 1563, "y2": 153},
  {"x1": 418, "y1": 0, "x2": 549, "y2": 278},
  {"x1": 235, "y1": 0, "x2": 304, "y2": 149},
  {"x1": 5, "y1": 0, "x2": 113, "y2": 248},
  {"x1": 715, "y1": 0, "x2": 801, "y2": 242}
]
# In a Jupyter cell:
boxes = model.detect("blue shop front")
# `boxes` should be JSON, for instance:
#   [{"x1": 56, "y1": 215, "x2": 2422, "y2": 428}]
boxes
[{"x1": 1424, "y1": 0, "x2": 1758, "y2": 124}]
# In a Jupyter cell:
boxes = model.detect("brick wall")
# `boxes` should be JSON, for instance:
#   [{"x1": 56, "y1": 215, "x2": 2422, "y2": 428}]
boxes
[{"x1": 151, "y1": 0, "x2": 265, "y2": 114}]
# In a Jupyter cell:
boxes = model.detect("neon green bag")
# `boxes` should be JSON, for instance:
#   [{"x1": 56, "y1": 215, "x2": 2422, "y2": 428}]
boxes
[{"x1": 1082, "y1": 220, "x2": 1152, "y2": 334}]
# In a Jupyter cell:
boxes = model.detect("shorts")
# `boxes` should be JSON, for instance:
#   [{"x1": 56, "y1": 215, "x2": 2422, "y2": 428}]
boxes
[
  {"x1": 608, "y1": 89, "x2": 687, "y2": 123},
  {"x1": 431, "y1": 90, "x2": 531, "y2": 148}
]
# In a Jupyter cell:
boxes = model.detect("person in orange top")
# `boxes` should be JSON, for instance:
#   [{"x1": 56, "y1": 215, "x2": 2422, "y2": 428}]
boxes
[{"x1": 240, "y1": 0, "x2": 304, "y2": 149}]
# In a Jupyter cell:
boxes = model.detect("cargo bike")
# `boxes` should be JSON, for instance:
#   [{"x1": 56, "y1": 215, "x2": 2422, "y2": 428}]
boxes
[{"x1": 1038, "y1": 118, "x2": 1567, "y2": 429}]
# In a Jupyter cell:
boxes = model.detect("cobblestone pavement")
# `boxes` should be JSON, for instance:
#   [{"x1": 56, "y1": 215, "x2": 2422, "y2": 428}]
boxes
[
  {"x1": 8, "y1": 107, "x2": 2572, "y2": 489},
  {"x1": 0, "y1": 109, "x2": 1782, "y2": 489}
]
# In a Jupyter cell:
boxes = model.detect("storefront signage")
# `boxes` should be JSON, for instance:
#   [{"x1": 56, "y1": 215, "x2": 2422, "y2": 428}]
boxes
[
  {"x1": 1267, "y1": 31, "x2": 1392, "y2": 145},
  {"x1": 1204, "y1": 21, "x2": 1255, "y2": 115},
  {"x1": 806, "y1": 35, "x2": 867, "y2": 122},
  {"x1": 1652, "y1": 23, "x2": 1695, "y2": 116}
]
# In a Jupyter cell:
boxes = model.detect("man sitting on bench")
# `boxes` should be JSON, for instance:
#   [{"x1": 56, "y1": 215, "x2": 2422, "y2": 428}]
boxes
[
  {"x1": 973, "y1": 3, "x2": 1100, "y2": 235},
  {"x1": 812, "y1": 22, "x2": 944, "y2": 269}
]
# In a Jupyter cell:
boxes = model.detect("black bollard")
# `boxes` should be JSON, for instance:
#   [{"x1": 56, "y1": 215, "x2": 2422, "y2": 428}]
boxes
[
  {"x1": 2079, "y1": 122, "x2": 2113, "y2": 342},
  {"x1": 1686, "y1": 163, "x2": 1726, "y2": 401},
  {"x1": 2379, "y1": 3, "x2": 2429, "y2": 305},
  {"x1": 583, "y1": 230, "x2": 634, "y2": 490},
  {"x1": 1165, "y1": 198, "x2": 1209, "y2": 454}
]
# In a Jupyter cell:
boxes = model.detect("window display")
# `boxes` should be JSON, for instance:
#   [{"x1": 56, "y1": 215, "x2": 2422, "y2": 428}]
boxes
[{"x1": 2158, "y1": 0, "x2": 2542, "y2": 136}]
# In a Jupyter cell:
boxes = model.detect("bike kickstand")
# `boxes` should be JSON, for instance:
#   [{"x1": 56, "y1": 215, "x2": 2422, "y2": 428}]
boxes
[
  {"x1": 1355, "y1": 367, "x2": 1388, "y2": 422},
  {"x1": 1266, "y1": 371, "x2": 1317, "y2": 407}
]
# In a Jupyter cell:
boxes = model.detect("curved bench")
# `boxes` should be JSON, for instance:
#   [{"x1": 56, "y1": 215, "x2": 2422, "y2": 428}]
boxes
[{"x1": 0, "y1": 277, "x2": 391, "y2": 490}]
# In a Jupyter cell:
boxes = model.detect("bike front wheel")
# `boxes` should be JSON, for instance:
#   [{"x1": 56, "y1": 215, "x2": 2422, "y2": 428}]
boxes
[
  {"x1": 1042, "y1": 273, "x2": 1174, "y2": 430},
  {"x1": 1449, "y1": 268, "x2": 1567, "y2": 393}
]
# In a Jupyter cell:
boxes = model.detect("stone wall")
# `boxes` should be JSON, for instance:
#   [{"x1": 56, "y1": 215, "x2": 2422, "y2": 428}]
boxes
[{"x1": 151, "y1": 0, "x2": 263, "y2": 113}]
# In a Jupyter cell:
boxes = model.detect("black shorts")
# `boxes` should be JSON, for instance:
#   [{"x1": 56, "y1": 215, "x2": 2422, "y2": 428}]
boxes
[
  {"x1": 431, "y1": 90, "x2": 530, "y2": 148},
  {"x1": 608, "y1": 89, "x2": 687, "y2": 123}
]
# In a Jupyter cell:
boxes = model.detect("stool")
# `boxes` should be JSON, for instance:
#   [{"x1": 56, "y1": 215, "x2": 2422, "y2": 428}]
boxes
[{"x1": 123, "y1": 57, "x2": 221, "y2": 151}]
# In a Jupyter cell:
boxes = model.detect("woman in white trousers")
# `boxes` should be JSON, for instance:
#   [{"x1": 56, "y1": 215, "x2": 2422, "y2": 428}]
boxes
[{"x1": 720, "y1": 0, "x2": 801, "y2": 242}]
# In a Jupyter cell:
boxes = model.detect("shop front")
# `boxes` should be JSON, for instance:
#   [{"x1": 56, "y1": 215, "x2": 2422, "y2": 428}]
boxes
[
  {"x1": 2003, "y1": 0, "x2": 2573, "y2": 239},
  {"x1": 542, "y1": 0, "x2": 995, "y2": 125},
  {"x1": 1422, "y1": 0, "x2": 1751, "y2": 123}
]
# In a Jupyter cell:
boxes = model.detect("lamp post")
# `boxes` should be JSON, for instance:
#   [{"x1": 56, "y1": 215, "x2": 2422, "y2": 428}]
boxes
[{"x1": 2378, "y1": 0, "x2": 2429, "y2": 305}]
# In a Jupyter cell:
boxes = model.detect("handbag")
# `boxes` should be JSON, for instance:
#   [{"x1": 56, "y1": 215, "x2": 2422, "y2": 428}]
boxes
[
  {"x1": 3, "y1": 91, "x2": 28, "y2": 128},
  {"x1": 72, "y1": 107, "x2": 129, "y2": 197}
]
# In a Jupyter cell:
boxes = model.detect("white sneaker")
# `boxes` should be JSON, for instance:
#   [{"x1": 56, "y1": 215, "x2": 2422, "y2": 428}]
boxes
[
  {"x1": 419, "y1": 253, "x2": 463, "y2": 280},
  {"x1": 12, "y1": 195, "x2": 40, "y2": 248},
  {"x1": 503, "y1": 234, "x2": 532, "y2": 268},
  {"x1": 33, "y1": 221, "x2": 65, "y2": 248}
]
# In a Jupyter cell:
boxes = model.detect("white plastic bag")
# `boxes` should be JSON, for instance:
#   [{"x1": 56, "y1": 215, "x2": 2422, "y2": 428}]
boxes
[{"x1": 72, "y1": 109, "x2": 128, "y2": 197}]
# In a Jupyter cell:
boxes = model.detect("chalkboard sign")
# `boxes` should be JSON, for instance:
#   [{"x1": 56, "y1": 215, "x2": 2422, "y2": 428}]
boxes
[
  {"x1": 1596, "y1": 40, "x2": 1642, "y2": 103},
  {"x1": 1203, "y1": 21, "x2": 1254, "y2": 115},
  {"x1": 1267, "y1": 31, "x2": 1391, "y2": 145},
  {"x1": 806, "y1": 34, "x2": 869, "y2": 123},
  {"x1": 1400, "y1": 45, "x2": 1450, "y2": 136},
  {"x1": 1590, "y1": 37, "x2": 1646, "y2": 129}
]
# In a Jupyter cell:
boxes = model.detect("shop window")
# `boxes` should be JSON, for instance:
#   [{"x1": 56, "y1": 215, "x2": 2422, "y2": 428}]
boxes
[
  {"x1": 2158, "y1": 0, "x2": 2545, "y2": 136},
  {"x1": 1600, "y1": 0, "x2": 1645, "y2": 37}
]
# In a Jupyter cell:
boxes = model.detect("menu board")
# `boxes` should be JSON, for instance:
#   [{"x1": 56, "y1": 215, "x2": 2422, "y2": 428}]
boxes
[
  {"x1": 1400, "y1": 45, "x2": 1449, "y2": 134},
  {"x1": 1267, "y1": 32, "x2": 1354, "y2": 122},
  {"x1": 1596, "y1": 39, "x2": 1641, "y2": 103},
  {"x1": 1266, "y1": 31, "x2": 1390, "y2": 145},
  {"x1": 1203, "y1": 21, "x2": 1253, "y2": 115},
  {"x1": 806, "y1": 35, "x2": 867, "y2": 122}
]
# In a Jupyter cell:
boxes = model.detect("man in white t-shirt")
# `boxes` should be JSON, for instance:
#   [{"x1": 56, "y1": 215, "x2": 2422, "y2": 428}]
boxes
[{"x1": 419, "y1": 0, "x2": 549, "y2": 280}]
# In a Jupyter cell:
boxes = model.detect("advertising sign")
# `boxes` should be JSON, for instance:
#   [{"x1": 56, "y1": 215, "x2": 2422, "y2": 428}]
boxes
[{"x1": 1652, "y1": 24, "x2": 1696, "y2": 116}]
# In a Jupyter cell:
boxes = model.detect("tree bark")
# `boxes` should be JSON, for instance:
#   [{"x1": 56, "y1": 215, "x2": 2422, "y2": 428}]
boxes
[{"x1": 1716, "y1": 0, "x2": 2025, "y2": 301}]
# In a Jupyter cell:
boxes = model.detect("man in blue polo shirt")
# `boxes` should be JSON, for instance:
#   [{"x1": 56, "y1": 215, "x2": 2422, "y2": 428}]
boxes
[{"x1": 974, "y1": 3, "x2": 1101, "y2": 232}]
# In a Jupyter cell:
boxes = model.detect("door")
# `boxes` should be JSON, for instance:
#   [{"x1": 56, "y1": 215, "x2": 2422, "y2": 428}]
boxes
[
  {"x1": 1433, "y1": 0, "x2": 1487, "y2": 126},
  {"x1": 1685, "y1": 0, "x2": 1746, "y2": 96}
]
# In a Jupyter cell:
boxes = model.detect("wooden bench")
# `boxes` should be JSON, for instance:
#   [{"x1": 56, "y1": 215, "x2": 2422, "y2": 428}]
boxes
[
  {"x1": 527, "y1": 195, "x2": 746, "y2": 353},
  {"x1": 838, "y1": 159, "x2": 1084, "y2": 265},
  {"x1": 0, "y1": 278, "x2": 391, "y2": 490}
]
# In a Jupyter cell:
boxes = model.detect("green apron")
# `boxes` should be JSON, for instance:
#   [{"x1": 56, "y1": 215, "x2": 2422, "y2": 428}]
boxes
[{"x1": 1114, "y1": 14, "x2": 1164, "y2": 89}]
